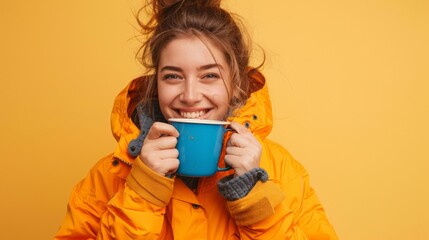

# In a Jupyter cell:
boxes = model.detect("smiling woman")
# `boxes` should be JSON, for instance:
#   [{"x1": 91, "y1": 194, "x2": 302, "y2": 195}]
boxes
[
  {"x1": 1, "y1": 0, "x2": 427, "y2": 238},
  {"x1": 53, "y1": 0, "x2": 338, "y2": 239},
  {"x1": 157, "y1": 36, "x2": 232, "y2": 120}
]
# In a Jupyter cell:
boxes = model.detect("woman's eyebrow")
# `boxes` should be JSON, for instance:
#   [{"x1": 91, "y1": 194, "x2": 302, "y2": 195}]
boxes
[
  {"x1": 160, "y1": 64, "x2": 223, "y2": 72},
  {"x1": 198, "y1": 63, "x2": 223, "y2": 71},
  {"x1": 159, "y1": 66, "x2": 182, "y2": 72}
]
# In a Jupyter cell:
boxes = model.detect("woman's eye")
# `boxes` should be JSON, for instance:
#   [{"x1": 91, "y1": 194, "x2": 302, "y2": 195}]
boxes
[
  {"x1": 203, "y1": 73, "x2": 220, "y2": 79},
  {"x1": 163, "y1": 74, "x2": 181, "y2": 80}
]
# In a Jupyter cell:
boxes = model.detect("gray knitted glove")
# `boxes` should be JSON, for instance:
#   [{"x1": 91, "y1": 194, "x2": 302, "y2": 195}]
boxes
[{"x1": 217, "y1": 168, "x2": 268, "y2": 201}]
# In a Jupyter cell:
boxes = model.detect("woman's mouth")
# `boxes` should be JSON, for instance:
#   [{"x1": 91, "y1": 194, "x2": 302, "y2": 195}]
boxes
[{"x1": 179, "y1": 110, "x2": 208, "y2": 119}]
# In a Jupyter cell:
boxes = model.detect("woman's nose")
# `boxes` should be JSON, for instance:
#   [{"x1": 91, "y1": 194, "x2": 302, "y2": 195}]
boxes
[{"x1": 180, "y1": 79, "x2": 202, "y2": 104}]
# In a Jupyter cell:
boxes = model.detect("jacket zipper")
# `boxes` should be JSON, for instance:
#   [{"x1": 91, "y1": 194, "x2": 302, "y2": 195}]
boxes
[
  {"x1": 115, "y1": 156, "x2": 133, "y2": 167},
  {"x1": 193, "y1": 184, "x2": 199, "y2": 195}
]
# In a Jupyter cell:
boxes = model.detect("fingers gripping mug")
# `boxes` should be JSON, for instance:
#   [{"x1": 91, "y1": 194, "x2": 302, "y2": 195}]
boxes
[{"x1": 169, "y1": 118, "x2": 232, "y2": 177}]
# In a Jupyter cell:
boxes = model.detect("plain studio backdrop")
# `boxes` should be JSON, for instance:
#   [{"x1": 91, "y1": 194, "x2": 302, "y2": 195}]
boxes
[{"x1": 0, "y1": 0, "x2": 428, "y2": 239}]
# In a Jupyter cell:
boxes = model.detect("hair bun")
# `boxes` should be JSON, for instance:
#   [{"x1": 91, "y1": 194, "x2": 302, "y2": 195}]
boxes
[
  {"x1": 138, "y1": 0, "x2": 223, "y2": 39},
  {"x1": 154, "y1": 0, "x2": 222, "y2": 13}
]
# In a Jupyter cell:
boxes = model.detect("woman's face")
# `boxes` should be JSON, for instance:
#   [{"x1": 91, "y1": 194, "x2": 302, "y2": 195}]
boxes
[{"x1": 157, "y1": 36, "x2": 232, "y2": 121}]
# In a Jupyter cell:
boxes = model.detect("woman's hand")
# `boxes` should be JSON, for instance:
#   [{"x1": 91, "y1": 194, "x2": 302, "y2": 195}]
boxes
[
  {"x1": 225, "y1": 122, "x2": 262, "y2": 176},
  {"x1": 139, "y1": 122, "x2": 180, "y2": 176}
]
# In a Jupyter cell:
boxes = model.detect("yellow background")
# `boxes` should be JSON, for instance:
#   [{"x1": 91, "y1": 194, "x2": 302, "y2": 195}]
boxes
[{"x1": 0, "y1": 0, "x2": 428, "y2": 239}]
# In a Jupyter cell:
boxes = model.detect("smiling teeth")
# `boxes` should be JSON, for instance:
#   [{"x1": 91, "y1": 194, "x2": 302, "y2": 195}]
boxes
[{"x1": 180, "y1": 110, "x2": 206, "y2": 119}]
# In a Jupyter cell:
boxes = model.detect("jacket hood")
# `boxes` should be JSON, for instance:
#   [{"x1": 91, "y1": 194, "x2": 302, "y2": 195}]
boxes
[{"x1": 110, "y1": 70, "x2": 273, "y2": 164}]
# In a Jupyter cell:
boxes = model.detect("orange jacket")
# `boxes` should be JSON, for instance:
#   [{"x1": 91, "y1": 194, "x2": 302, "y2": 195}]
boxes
[{"x1": 55, "y1": 72, "x2": 338, "y2": 239}]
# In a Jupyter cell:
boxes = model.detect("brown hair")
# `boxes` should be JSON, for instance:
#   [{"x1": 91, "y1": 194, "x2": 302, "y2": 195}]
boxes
[{"x1": 136, "y1": 0, "x2": 261, "y2": 118}]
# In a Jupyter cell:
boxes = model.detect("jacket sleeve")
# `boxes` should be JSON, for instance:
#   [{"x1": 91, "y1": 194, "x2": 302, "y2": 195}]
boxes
[
  {"x1": 226, "y1": 142, "x2": 338, "y2": 240},
  {"x1": 54, "y1": 156, "x2": 174, "y2": 239}
]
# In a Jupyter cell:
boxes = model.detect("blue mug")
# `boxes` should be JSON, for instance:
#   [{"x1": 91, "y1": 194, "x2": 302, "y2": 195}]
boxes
[{"x1": 169, "y1": 118, "x2": 232, "y2": 177}]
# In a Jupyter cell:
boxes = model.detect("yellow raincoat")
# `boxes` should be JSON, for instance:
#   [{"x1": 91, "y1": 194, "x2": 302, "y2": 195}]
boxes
[{"x1": 55, "y1": 71, "x2": 338, "y2": 239}]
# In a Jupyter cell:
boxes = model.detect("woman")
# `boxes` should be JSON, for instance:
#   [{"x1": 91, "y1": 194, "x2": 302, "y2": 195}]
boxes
[{"x1": 55, "y1": 0, "x2": 338, "y2": 239}]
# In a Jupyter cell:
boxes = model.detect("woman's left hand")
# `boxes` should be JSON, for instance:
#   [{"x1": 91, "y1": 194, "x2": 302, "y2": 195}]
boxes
[{"x1": 225, "y1": 121, "x2": 262, "y2": 176}]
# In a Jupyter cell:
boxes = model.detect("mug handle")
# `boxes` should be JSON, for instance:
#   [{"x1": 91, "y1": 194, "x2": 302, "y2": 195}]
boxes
[{"x1": 217, "y1": 127, "x2": 235, "y2": 171}]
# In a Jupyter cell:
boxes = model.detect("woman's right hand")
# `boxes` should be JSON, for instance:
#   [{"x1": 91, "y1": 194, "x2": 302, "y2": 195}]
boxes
[{"x1": 139, "y1": 122, "x2": 180, "y2": 176}]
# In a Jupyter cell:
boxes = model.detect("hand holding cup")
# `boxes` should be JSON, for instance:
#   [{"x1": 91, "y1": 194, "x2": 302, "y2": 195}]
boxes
[
  {"x1": 224, "y1": 122, "x2": 262, "y2": 177},
  {"x1": 139, "y1": 122, "x2": 180, "y2": 176}
]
